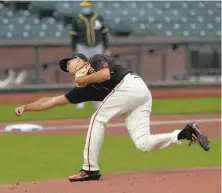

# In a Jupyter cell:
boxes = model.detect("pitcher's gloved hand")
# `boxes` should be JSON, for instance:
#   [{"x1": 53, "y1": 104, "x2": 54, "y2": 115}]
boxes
[{"x1": 74, "y1": 64, "x2": 95, "y2": 87}]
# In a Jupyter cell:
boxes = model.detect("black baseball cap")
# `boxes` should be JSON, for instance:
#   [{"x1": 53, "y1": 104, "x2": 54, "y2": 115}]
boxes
[{"x1": 59, "y1": 53, "x2": 88, "y2": 72}]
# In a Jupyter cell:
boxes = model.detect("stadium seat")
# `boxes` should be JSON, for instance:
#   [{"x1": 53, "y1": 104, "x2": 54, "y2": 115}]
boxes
[
  {"x1": 0, "y1": 7, "x2": 8, "y2": 16},
  {"x1": 30, "y1": 1, "x2": 55, "y2": 11},
  {"x1": 0, "y1": 1, "x2": 220, "y2": 38}
]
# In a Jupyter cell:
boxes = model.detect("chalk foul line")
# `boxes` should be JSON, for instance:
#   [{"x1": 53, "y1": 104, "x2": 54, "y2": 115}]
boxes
[{"x1": 44, "y1": 118, "x2": 221, "y2": 131}]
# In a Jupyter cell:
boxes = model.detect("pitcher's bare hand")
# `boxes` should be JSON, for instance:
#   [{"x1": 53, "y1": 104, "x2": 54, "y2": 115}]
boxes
[{"x1": 15, "y1": 106, "x2": 25, "y2": 117}]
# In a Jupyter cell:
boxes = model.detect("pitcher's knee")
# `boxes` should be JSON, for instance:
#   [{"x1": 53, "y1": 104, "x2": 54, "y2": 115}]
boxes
[{"x1": 135, "y1": 141, "x2": 153, "y2": 152}]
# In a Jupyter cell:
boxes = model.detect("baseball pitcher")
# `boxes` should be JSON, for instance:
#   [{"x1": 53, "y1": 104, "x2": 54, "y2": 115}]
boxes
[{"x1": 15, "y1": 53, "x2": 210, "y2": 182}]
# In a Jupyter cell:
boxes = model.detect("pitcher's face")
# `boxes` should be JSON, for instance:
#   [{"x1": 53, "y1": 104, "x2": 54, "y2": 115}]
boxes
[{"x1": 66, "y1": 57, "x2": 83, "y2": 74}]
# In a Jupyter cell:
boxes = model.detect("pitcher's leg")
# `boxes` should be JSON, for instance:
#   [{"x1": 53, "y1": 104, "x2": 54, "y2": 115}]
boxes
[
  {"x1": 69, "y1": 73, "x2": 153, "y2": 181},
  {"x1": 82, "y1": 80, "x2": 134, "y2": 171},
  {"x1": 126, "y1": 100, "x2": 182, "y2": 152},
  {"x1": 134, "y1": 130, "x2": 182, "y2": 152},
  {"x1": 82, "y1": 112, "x2": 105, "y2": 171},
  {"x1": 82, "y1": 101, "x2": 127, "y2": 170},
  {"x1": 82, "y1": 75, "x2": 147, "y2": 171}
]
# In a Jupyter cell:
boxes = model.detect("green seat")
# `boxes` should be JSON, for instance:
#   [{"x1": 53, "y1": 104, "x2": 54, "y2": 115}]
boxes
[
  {"x1": 10, "y1": 26, "x2": 25, "y2": 37},
  {"x1": 0, "y1": 23, "x2": 9, "y2": 38},
  {"x1": 61, "y1": 27, "x2": 70, "y2": 37},
  {"x1": 31, "y1": 2, "x2": 55, "y2": 10},
  {"x1": 0, "y1": 7, "x2": 8, "y2": 16},
  {"x1": 56, "y1": 2, "x2": 77, "y2": 15},
  {"x1": 15, "y1": 10, "x2": 31, "y2": 17},
  {"x1": 28, "y1": 25, "x2": 42, "y2": 37}
]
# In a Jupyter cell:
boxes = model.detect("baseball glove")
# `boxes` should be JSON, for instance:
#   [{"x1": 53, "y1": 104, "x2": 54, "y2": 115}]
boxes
[{"x1": 74, "y1": 63, "x2": 95, "y2": 87}]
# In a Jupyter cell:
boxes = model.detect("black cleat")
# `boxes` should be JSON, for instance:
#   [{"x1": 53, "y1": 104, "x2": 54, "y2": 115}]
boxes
[
  {"x1": 178, "y1": 122, "x2": 210, "y2": 151},
  {"x1": 68, "y1": 169, "x2": 101, "y2": 182}
]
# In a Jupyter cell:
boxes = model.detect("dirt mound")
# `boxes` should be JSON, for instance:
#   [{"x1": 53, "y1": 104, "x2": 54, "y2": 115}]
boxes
[{"x1": 0, "y1": 167, "x2": 220, "y2": 193}]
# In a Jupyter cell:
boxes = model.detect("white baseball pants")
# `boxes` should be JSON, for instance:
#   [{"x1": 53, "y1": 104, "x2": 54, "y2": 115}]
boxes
[{"x1": 82, "y1": 73, "x2": 182, "y2": 171}]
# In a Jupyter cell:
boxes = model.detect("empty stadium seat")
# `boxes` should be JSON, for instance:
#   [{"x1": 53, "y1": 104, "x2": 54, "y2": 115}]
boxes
[
  {"x1": 0, "y1": 1, "x2": 220, "y2": 38},
  {"x1": 30, "y1": 1, "x2": 55, "y2": 11}
]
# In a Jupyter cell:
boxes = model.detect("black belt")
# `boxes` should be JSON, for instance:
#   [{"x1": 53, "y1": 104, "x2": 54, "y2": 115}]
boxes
[
  {"x1": 130, "y1": 72, "x2": 140, "y2": 78},
  {"x1": 130, "y1": 72, "x2": 138, "y2": 76},
  {"x1": 120, "y1": 72, "x2": 140, "y2": 82}
]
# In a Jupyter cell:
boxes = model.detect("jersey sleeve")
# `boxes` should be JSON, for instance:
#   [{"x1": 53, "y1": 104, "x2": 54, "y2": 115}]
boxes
[
  {"x1": 90, "y1": 55, "x2": 109, "y2": 72},
  {"x1": 65, "y1": 84, "x2": 102, "y2": 104},
  {"x1": 65, "y1": 88, "x2": 81, "y2": 104},
  {"x1": 65, "y1": 85, "x2": 91, "y2": 104}
]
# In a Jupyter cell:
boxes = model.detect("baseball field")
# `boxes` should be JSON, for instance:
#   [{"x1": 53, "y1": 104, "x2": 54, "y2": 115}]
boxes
[{"x1": 0, "y1": 87, "x2": 221, "y2": 193}]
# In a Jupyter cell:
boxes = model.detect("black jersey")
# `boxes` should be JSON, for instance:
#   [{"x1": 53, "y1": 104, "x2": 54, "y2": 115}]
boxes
[{"x1": 65, "y1": 54, "x2": 131, "y2": 104}]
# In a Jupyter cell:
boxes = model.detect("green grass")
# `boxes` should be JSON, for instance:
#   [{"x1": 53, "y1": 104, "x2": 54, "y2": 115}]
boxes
[
  {"x1": 1, "y1": 97, "x2": 221, "y2": 122},
  {"x1": 0, "y1": 135, "x2": 220, "y2": 185},
  {"x1": 152, "y1": 97, "x2": 221, "y2": 115}
]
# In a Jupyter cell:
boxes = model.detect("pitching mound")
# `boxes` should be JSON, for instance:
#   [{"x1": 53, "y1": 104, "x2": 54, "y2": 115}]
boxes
[{"x1": 0, "y1": 167, "x2": 220, "y2": 193}]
